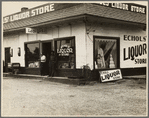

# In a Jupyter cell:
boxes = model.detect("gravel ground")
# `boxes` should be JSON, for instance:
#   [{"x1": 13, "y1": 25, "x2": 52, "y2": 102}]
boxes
[{"x1": 2, "y1": 77, "x2": 147, "y2": 117}]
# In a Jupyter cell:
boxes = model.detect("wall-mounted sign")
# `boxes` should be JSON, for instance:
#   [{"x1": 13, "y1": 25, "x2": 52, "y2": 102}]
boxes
[
  {"x1": 26, "y1": 27, "x2": 37, "y2": 34},
  {"x1": 99, "y1": 3, "x2": 146, "y2": 14},
  {"x1": 122, "y1": 35, "x2": 147, "y2": 65},
  {"x1": 26, "y1": 27, "x2": 47, "y2": 34},
  {"x1": 99, "y1": 69, "x2": 122, "y2": 82},
  {"x1": 37, "y1": 28, "x2": 47, "y2": 34},
  {"x1": 124, "y1": 35, "x2": 146, "y2": 42},
  {"x1": 123, "y1": 43, "x2": 147, "y2": 61},
  {"x1": 57, "y1": 45, "x2": 73, "y2": 56}
]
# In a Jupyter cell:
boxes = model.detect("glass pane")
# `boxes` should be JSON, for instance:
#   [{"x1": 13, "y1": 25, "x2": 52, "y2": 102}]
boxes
[
  {"x1": 94, "y1": 38, "x2": 117, "y2": 69},
  {"x1": 26, "y1": 43, "x2": 40, "y2": 68},
  {"x1": 56, "y1": 38, "x2": 75, "y2": 69}
]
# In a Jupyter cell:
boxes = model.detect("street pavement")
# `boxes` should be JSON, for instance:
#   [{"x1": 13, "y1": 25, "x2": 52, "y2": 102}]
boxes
[{"x1": 2, "y1": 76, "x2": 147, "y2": 117}]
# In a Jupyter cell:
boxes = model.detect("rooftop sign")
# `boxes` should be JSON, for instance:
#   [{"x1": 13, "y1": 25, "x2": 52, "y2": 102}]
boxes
[
  {"x1": 3, "y1": 3, "x2": 146, "y2": 24},
  {"x1": 3, "y1": 3, "x2": 55, "y2": 23},
  {"x1": 98, "y1": 3, "x2": 146, "y2": 14}
]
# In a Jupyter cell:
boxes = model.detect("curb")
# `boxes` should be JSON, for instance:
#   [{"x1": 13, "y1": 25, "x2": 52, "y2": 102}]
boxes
[
  {"x1": 3, "y1": 73, "x2": 87, "y2": 85},
  {"x1": 4, "y1": 73, "x2": 146, "y2": 85},
  {"x1": 123, "y1": 75, "x2": 146, "y2": 79}
]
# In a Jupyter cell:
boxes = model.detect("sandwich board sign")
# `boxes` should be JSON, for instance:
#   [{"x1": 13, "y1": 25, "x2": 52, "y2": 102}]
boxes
[{"x1": 99, "y1": 69, "x2": 122, "y2": 82}]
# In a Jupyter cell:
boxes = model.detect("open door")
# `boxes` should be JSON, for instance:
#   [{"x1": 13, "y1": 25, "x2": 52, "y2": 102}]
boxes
[
  {"x1": 42, "y1": 42, "x2": 52, "y2": 75},
  {"x1": 5, "y1": 47, "x2": 11, "y2": 72}
]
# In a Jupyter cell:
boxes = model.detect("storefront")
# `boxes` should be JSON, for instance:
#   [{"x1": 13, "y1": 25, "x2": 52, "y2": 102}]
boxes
[{"x1": 3, "y1": 3, "x2": 147, "y2": 79}]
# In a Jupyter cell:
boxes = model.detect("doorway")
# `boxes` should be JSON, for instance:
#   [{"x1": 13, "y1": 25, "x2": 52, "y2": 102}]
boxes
[
  {"x1": 5, "y1": 47, "x2": 11, "y2": 72},
  {"x1": 42, "y1": 42, "x2": 52, "y2": 75}
]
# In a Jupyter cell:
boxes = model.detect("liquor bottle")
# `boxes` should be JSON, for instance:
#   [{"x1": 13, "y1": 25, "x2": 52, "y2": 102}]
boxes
[{"x1": 109, "y1": 54, "x2": 115, "y2": 68}]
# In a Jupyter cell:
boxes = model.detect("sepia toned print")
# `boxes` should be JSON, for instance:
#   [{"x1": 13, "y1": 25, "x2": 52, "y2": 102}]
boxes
[{"x1": 2, "y1": 1, "x2": 148, "y2": 117}]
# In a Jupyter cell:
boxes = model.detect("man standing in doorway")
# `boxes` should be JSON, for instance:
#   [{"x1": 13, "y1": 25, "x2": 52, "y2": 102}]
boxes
[
  {"x1": 40, "y1": 53, "x2": 46, "y2": 76},
  {"x1": 49, "y1": 51, "x2": 56, "y2": 77}
]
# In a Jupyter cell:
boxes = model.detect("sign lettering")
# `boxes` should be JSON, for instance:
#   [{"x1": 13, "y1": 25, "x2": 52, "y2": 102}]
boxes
[
  {"x1": 100, "y1": 69, "x2": 122, "y2": 82},
  {"x1": 124, "y1": 35, "x2": 146, "y2": 42},
  {"x1": 124, "y1": 43, "x2": 147, "y2": 60},
  {"x1": 57, "y1": 45, "x2": 73, "y2": 56},
  {"x1": 99, "y1": 3, "x2": 146, "y2": 14},
  {"x1": 3, "y1": 4, "x2": 54, "y2": 23},
  {"x1": 123, "y1": 35, "x2": 147, "y2": 65}
]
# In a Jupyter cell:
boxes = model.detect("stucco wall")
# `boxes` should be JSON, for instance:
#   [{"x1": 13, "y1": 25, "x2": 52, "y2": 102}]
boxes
[
  {"x1": 86, "y1": 23, "x2": 147, "y2": 69},
  {"x1": 3, "y1": 22, "x2": 86, "y2": 68},
  {"x1": 3, "y1": 21, "x2": 147, "y2": 69}
]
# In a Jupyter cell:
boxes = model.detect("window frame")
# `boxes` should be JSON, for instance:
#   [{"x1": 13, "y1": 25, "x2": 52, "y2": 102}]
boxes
[
  {"x1": 54, "y1": 36, "x2": 76, "y2": 69},
  {"x1": 93, "y1": 36, "x2": 120, "y2": 70}
]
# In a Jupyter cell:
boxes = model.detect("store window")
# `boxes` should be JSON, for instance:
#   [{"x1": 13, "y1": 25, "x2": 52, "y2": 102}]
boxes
[
  {"x1": 94, "y1": 37, "x2": 118, "y2": 69},
  {"x1": 55, "y1": 37, "x2": 75, "y2": 69},
  {"x1": 25, "y1": 42, "x2": 40, "y2": 68}
]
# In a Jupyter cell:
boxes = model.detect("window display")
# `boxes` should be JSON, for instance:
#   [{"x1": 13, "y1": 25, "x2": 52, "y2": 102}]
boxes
[
  {"x1": 55, "y1": 38, "x2": 75, "y2": 69},
  {"x1": 25, "y1": 42, "x2": 40, "y2": 68},
  {"x1": 94, "y1": 38, "x2": 117, "y2": 69}
]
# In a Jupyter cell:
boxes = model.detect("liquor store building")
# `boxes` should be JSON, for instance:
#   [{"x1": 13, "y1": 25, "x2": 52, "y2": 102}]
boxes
[{"x1": 3, "y1": 3, "x2": 147, "y2": 79}]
